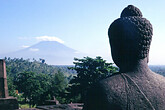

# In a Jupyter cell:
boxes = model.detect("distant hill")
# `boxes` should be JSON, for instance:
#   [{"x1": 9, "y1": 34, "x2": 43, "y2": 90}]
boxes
[
  {"x1": 1, "y1": 41, "x2": 85, "y2": 65},
  {"x1": 149, "y1": 65, "x2": 165, "y2": 76},
  {"x1": 5, "y1": 57, "x2": 165, "y2": 78},
  {"x1": 5, "y1": 57, "x2": 77, "y2": 77}
]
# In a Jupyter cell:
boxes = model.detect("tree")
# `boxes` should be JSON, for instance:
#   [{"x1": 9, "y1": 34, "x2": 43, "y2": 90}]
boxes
[
  {"x1": 5, "y1": 57, "x2": 75, "y2": 77},
  {"x1": 14, "y1": 72, "x2": 43, "y2": 107},
  {"x1": 6, "y1": 66, "x2": 17, "y2": 97},
  {"x1": 49, "y1": 71, "x2": 68, "y2": 103},
  {"x1": 7, "y1": 76, "x2": 17, "y2": 97},
  {"x1": 14, "y1": 71, "x2": 69, "y2": 106},
  {"x1": 5, "y1": 57, "x2": 74, "y2": 106},
  {"x1": 68, "y1": 56, "x2": 118, "y2": 102},
  {"x1": 39, "y1": 58, "x2": 45, "y2": 64},
  {"x1": 32, "y1": 73, "x2": 52, "y2": 105}
]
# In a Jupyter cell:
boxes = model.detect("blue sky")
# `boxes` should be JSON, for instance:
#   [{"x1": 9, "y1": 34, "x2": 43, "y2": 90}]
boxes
[{"x1": 0, "y1": 0, "x2": 165, "y2": 65}]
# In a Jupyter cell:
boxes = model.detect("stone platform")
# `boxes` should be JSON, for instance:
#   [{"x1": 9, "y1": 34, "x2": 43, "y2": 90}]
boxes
[
  {"x1": 36, "y1": 103, "x2": 83, "y2": 110},
  {"x1": 0, "y1": 97, "x2": 18, "y2": 110}
]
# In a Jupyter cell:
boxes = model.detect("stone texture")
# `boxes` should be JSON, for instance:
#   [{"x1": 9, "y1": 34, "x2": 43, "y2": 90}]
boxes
[
  {"x1": 37, "y1": 104, "x2": 83, "y2": 110},
  {"x1": 83, "y1": 5, "x2": 165, "y2": 110},
  {"x1": 0, "y1": 78, "x2": 8, "y2": 98},
  {"x1": 108, "y1": 12, "x2": 153, "y2": 68},
  {"x1": 120, "y1": 5, "x2": 142, "y2": 17},
  {"x1": 0, "y1": 59, "x2": 8, "y2": 98},
  {"x1": 0, "y1": 97, "x2": 19, "y2": 110},
  {"x1": 0, "y1": 59, "x2": 18, "y2": 110}
]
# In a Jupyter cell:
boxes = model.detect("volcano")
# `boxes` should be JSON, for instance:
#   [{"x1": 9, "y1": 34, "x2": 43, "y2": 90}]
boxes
[{"x1": 1, "y1": 41, "x2": 85, "y2": 65}]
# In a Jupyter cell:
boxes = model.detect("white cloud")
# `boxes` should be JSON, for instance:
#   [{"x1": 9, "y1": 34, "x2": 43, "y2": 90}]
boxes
[
  {"x1": 21, "y1": 45, "x2": 30, "y2": 48},
  {"x1": 29, "y1": 48, "x2": 39, "y2": 52},
  {"x1": 35, "y1": 36, "x2": 64, "y2": 44}
]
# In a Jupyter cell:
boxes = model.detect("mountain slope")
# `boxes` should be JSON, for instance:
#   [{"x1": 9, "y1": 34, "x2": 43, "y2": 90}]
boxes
[{"x1": 1, "y1": 41, "x2": 85, "y2": 65}]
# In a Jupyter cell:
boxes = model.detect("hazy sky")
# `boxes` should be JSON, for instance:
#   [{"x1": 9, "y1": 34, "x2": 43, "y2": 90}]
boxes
[{"x1": 0, "y1": 0, "x2": 165, "y2": 65}]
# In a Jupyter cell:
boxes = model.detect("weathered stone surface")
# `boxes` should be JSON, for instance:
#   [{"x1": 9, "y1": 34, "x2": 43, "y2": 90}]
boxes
[
  {"x1": 83, "y1": 5, "x2": 165, "y2": 110},
  {"x1": 0, "y1": 59, "x2": 8, "y2": 98},
  {"x1": 0, "y1": 97, "x2": 19, "y2": 110},
  {"x1": 0, "y1": 59, "x2": 18, "y2": 110},
  {"x1": 120, "y1": 5, "x2": 143, "y2": 17},
  {"x1": 37, "y1": 104, "x2": 82, "y2": 110}
]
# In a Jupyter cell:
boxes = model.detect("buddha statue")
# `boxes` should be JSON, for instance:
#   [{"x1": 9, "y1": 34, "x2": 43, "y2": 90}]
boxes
[{"x1": 83, "y1": 5, "x2": 165, "y2": 110}]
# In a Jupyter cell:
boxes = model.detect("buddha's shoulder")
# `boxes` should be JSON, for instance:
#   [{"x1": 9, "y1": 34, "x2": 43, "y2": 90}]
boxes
[
  {"x1": 99, "y1": 72, "x2": 125, "y2": 87},
  {"x1": 149, "y1": 71, "x2": 165, "y2": 87},
  {"x1": 92, "y1": 73, "x2": 127, "y2": 106},
  {"x1": 84, "y1": 73, "x2": 126, "y2": 110},
  {"x1": 97, "y1": 73, "x2": 126, "y2": 95},
  {"x1": 151, "y1": 71, "x2": 165, "y2": 81}
]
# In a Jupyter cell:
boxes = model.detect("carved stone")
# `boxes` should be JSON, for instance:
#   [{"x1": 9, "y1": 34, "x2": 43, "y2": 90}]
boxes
[
  {"x1": 0, "y1": 59, "x2": 18, "y2": 110},
  {"x1": 0, "y1": 59, "x2": 9, "y2": 98},
  {"x1": 83, "y1": 5, "x2": 165, "y2": 110}
]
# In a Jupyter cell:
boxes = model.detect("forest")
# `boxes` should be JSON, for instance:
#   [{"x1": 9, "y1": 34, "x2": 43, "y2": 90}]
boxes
[
  {"x1": 5, "y1": 57, "x2": 165, "y2": 108},
  {"x1": 5, "y1": 57, "x2": 118, "y2": 108}
]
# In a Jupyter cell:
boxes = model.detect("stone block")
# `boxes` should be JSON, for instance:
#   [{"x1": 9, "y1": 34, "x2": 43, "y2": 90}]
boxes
[{"x1": 0, "y1": 97, "x2": 19, "y2": 110}]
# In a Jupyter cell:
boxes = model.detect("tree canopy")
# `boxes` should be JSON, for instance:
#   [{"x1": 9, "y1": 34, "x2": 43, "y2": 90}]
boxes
[
  {"x1": 14, "y1": 71, "x2": 68, "y2": 107},
  {"x1": 68, "y1": 56, "x2": 118, "y2": 102},
  {"x1": 5, "y1": 57, "x2": 76, "y2": 77},
  {"x1": 5, "y1": 56, "x2": 118, "y2": 107}
]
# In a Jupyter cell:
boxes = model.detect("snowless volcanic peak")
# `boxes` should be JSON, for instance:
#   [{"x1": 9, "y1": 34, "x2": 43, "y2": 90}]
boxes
[{"x1": 1, "y1": 41, "x2": 85, "y2": 65}]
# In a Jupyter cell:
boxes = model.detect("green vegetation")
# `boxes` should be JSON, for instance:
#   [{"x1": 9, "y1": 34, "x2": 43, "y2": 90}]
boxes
[
  {"x1": 68, "y1": 56, "x2": 118, "y2": 102},
  {"x1": 6, "y1": 57, "x2": 117, "y2": 108},
  {"x1": 6, "y1": 57, "x2": 71, "y2": 108},
  {"x1": 13, "y1": 71, "x2": 68, "y2": 107},
  {"x1": 19, "y1": 103, "x2": 31, "y2": 109},
  {"x1": 5, "y1": 57, "x2": 76, "y2": 77}
]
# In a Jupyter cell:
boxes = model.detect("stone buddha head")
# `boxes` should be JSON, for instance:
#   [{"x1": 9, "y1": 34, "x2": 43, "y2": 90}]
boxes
[{"x1": 108, "y1": 5, "x2": 153, "y2": 71}]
